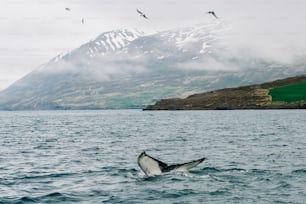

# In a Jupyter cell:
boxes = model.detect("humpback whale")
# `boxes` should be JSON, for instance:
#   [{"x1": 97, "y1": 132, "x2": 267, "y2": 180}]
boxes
[{"x1": 137, "y1": 151, "x2": 205, "y2": 176}]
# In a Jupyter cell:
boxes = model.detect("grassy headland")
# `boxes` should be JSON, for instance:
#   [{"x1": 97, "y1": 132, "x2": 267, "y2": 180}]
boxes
[{"x1": 144, "y1": 75, "x2": 306, "y2": 110}]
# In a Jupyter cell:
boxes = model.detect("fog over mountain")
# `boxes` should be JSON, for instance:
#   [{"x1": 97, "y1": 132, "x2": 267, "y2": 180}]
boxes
[
  {"x1": 1, "y1": 0, "x2": 306, "y2": 91},
  {"x1": 0, "y1": 21, "x2": 305, "y2": 110}
]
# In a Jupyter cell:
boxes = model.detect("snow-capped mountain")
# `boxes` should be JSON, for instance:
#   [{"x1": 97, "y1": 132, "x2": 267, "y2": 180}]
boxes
[
  {"x1": 70, "y1": 28, "x2": 144, "y2": 57},
  {"x1": 0, "y1": 22, "x2": 305, "y2": 110},
  {"x1": 121, "y1": 22, "x2": 227, "y2": 59},
  {"x1": 41, "y1": 29, "x2": 144, "y2": 72}
]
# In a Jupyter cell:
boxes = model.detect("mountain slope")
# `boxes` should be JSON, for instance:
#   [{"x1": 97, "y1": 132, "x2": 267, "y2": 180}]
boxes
[{"x1": 0, "y1": 22, "x2": 306, "y2": 110}]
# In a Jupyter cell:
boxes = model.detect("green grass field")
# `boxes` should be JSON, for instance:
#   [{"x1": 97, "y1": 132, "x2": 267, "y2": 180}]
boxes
[{"x1": 269, "y1": 82, "x2": 306, "y2": 103}]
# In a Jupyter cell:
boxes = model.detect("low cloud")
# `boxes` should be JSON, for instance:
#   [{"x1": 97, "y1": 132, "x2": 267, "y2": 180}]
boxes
[
  {"x1": 36, "y1": 49, "x2": 151, "y2": 82},
  {"x1": 174, "y1": 56, "x2": 240, "y2": 72}
]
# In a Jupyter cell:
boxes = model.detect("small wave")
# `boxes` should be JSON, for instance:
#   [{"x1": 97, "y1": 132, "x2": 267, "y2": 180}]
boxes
[
  {"x1": 37, "y1": 192, "x2": 79, "y2": 202},
  {"x1": 10, "y1": 196, "x2": 37, "y2": 203},
  {"x1": 33, "y1": 144, "x2": 53, "y2": 150},
  {"x1": 81, "y1": 146, "x2": 100, "y2": 152},
  {"x1": 291, "y1": 169, "x2": 306, "y2": 174},
  {"x1": 196, "y1": 167, "x2": 247, "y2": 174},
  {"x1": 106, "y1": 167, "x2": 139, "y2": 178},
  {"x1": 117, "y1": 167, "x2": 138, "y2": 174},
  {"x1": 200, "y1": 167, "x2": 221, "y2": 173},
  {"x1": 161, "y1": 189, "x2": 197, "y2": 198},
  {"x1": 45, "y1": 138, "x2": 58, "y2": 143},
  {"x1": 209, "y1": 190, "x2": 232, "y2": 196},
  {"x1": 136, "y1": 174, "x2": 164, "y2": 182},
  {"x1": 17, "y1": 172, "x2": 77, "y2": 180},
  {"x1": 170, "y1": 177, "x2": 185, "y2": 181},
  {"x1": 273, "y1": 181, "x2": 292, "y2": 190},
  {"x1": 248, "y1": 169, "x2": 271, "y2": 174},
  {"x1": 101, "y1": 195, "x2": 124, "y2": 203},
  {"x1": 8, "y1": 192, "x2": 80, "y2": 203}
]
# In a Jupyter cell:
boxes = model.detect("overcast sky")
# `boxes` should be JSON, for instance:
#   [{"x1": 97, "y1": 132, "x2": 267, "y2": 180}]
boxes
[{"x1": 0, "y1": 0, "x2": 305, "y2": 90}]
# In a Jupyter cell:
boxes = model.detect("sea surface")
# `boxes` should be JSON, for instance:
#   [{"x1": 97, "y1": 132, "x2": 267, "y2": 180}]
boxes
[{"x1": 0, "y1": 110, "x2": 306, "y2": 203}]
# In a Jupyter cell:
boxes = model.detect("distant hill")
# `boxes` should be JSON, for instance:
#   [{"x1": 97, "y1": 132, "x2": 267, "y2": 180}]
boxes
[
  {"x1": 144, "y1": 75, "x2": 306, "y2": 110},
  {"x1": 1, "y1": 22, "x2": 306, "y2": 110}
]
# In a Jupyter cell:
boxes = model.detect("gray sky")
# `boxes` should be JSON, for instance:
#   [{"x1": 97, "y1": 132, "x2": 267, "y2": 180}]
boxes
[{"x1": 0, "y1": 0, "x2": 305, "y2": 90}]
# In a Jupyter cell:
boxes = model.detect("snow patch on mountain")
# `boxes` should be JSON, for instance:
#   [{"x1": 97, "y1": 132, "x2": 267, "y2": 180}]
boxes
[{"x1": 48, "y1": 28, "x2": 144, "y2": 65}]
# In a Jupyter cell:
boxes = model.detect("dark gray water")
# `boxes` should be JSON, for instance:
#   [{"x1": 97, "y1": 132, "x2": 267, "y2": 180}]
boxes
[{"x1": 0, "y1": 110, "x2": 306, "y2": 203}]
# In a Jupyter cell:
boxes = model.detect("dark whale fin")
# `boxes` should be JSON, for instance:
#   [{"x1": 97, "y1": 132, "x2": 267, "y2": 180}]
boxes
[{"x1": 137, "y1": 152, "x2": 205, "y2": 176}]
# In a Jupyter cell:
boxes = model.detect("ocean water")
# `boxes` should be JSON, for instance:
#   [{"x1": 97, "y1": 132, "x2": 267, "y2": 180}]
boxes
[{"x1": 0, "y1": 110, "x2": 306, "y2": 203}]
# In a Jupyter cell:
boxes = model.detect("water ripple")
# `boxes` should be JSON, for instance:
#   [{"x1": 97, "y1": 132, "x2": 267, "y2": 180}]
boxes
[{"x1": 0, "y1": 110, "x2": 306, "y2": 203}]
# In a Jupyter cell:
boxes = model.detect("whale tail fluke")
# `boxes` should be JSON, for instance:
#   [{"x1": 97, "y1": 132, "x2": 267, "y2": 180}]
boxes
[
  {"x1": 165, "y1": 157, "x2": 206, "y2": 172},
  {"x1": 137, "y1": 151, "x2": 205, "y2": 176}
]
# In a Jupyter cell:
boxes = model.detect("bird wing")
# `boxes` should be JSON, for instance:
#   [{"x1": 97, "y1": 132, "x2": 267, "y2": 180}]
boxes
[
  {"x1": 212, "y1": 13, "x2": 218, "y2": 18},
  {"x1": 136, "y1": 9, "x2": 143, "y2": 15}
]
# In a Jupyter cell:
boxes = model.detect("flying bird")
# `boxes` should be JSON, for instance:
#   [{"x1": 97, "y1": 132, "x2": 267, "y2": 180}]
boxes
[
  {"x1": 136, "y1": 9, "x2": 148, "y2": 19},
  {"x1": 208, "y1": 11, "x2": 218, "y2": 19},
  {"x1": 65, "y1": 7, "x2": 71, "y2": 11}
]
